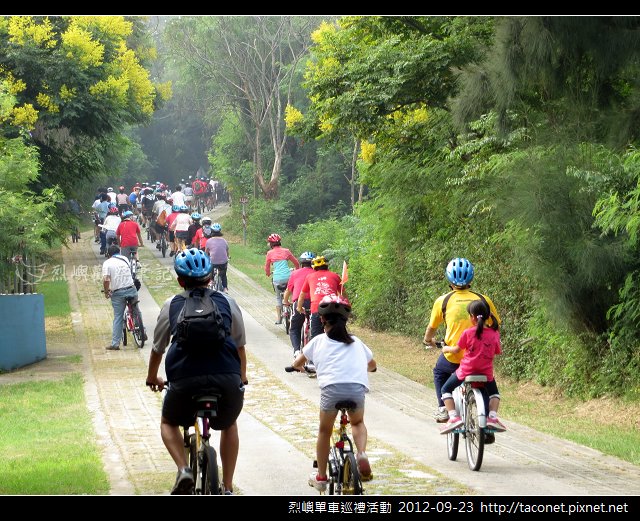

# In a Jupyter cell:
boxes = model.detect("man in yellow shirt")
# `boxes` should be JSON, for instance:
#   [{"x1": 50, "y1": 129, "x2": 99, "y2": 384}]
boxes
[{"x1": 423, "y1": 258, "x2": 501, "y2": 422}]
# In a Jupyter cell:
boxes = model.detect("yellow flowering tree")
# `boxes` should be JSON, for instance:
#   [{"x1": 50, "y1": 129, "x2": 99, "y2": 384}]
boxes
[{"x1": 0, "y1": 15, "x2": 167, "y2": 191}]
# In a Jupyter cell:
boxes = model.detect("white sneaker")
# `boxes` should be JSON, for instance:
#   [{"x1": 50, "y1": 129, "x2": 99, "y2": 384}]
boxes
[
  {"x1": 308, "y1": 472, "x2": 328, "y2": 492},
  {"x1": 433, "y1": 406, "x2": 449, "y2": 423}
]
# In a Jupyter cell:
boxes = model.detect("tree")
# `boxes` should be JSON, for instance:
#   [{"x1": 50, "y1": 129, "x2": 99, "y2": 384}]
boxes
[
  {"x1": 0, "y1": 16, "x2": 170, "y2": 195},
  {"x1": 164, "y1": 16, "x2": 314, "y2": 199}
]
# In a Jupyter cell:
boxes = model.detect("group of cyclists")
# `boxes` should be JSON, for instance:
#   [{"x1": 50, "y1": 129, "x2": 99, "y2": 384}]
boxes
[{"x1": 95, "y1": 193, "x2": 505, "y2": 494}]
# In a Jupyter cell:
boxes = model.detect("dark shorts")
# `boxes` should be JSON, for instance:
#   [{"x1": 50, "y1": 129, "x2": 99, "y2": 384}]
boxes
[
  {"x1": 163, "y1": 373, "x2": 244, "y2": 430},
  {"x1": 176, "y1": 230, "x2": 190, "y2": 240}
]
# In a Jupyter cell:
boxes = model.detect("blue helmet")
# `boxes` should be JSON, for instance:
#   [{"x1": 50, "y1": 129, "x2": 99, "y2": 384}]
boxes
[
  {"x1": 191, "y1": 212, "x2": 201, "y2": 220},
  {"x1": 172, "y1": 205, "x2": 181, "y2": 212},
  {"x1": 211, "y1": 222, "x2": 222, "y2": 232},
  {"x1": 445, "y1": 258, "x2": 474, "y2": 287},
  {"x1": 299, "y1": 251, "x2": 315, "y2": 262},
  {"x1": 174, "y1": 248, "x2": 212, "y2": 280},
  {"x1": 179, "y1": 204, "x2": 188, "y2": 212},
  {"x1": 122, "y1": 210, "x2": 133, "y2": 218}
]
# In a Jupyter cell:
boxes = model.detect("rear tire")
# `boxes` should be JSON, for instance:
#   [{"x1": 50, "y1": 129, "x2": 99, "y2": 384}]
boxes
[
  {"x1": 447, "y1": 431, "x2": 459, "y2": 460},
  {"x1": 284, "y1": 307, "x2": 291, "y2": 335},
  {"x1": 188, "y1": 434, "x2": 198, "y2": 494},
  {"x1": 122, "y1": 313, "x2": 128, "y2": 346},
  {"x1": 131, "y1": 306, "x2": 145, "y2": 348},
  {"x1": 465, "y1": 392, "x2": 484, "y2": 471},
  {"x1": 341, "y1": 452, "x2": 363, "y2": 495},
  {"x1": 201, "y1": 444, "x2": 221, "y2": 495},
  {"x1": 161, "y1": 236, "x2": 167, "y2": 258}
]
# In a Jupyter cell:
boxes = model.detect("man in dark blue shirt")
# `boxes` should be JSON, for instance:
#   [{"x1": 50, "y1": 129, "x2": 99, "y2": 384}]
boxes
[{"x1": 145, "y1": 248, "x2": 247, "y2": 495}]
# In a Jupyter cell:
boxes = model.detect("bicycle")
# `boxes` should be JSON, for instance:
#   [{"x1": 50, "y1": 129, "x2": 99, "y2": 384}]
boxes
[
  {"x1": 181, "y1": 392, "x2": 223, "y2": 495},
  {"x1": 282, "y1": 302, "x2": 292, "y2": 335},
  {"x1": 285, "y1": 366, "x2": 362, "y2": 495},
  {"x1": 121, "y1": 295, "x2": 145, "y2": 348},
  {"x1": 209, "y1": 267, "x2": 223, "y2": 292},
  {"x1": 301, "y1": 308, "x2": 311, "y2": 348},
  {"x1": 446, "y1": 373, "x2": 498, "y2": 471}
]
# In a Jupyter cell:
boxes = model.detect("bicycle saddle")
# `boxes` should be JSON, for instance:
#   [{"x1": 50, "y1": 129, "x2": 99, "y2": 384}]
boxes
[{"x1": 334, "y1": 400, "x2": 357, "y2": 411}]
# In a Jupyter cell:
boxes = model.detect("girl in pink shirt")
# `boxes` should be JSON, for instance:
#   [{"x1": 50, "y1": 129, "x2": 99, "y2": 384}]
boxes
[{"x1": 438, "y1": 299, "x2": 506, "y2": 434}]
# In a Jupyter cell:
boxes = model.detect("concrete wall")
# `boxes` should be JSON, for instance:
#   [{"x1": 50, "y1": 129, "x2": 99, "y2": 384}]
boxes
[{"x1": 0, "y1": 294, "x2": 46, "y2": 372}]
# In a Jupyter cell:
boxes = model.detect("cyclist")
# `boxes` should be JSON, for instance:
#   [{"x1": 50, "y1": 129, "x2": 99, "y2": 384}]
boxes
[
  {"x1": 264, "y1": 233, "x2": 300, "y2": 324},
  {"x1": 170, "y1": 205, "x2": 192, "y2": 252},
  {"x1": 423, "y1": 257, "x2": 501, "y2": 424},
  {"x1": 165, "y1": 204, "x2": 181, "y2": 257},
  {"x1": 283, "y1": 251, "x2": 315, "y2": 359},
  {"x1": 204, "y1": 223, "x2": 230, "y2": 292},
  {"x1": 187, "y1": 212, "x2": 202, "y2": 248},
  {"x1": 171, "y1": 184, "x2": 186, "y2": 208},
  {"x1": 102, "y1": 206, "x2": 121, "y2": 251},
  {"x1": 292, "y1": 295, "x2": 377, "y2": 490},
  {"x1": 140, "y1": 187, "x2": 156, "y2": 228},
  {"x1": 191, "y1": 217, "x2": 211, "y2": 250},
  {"x1": 183, "y1": 180, "x2": 194, "y2": 210},
  {"x1": 439, "y1": 299, "x2": 506, "y2": 434},
  {"x1": 116, "y1": 210, "x2": 144, "y2": 262},
  {"x1": 297, "y1": 256, "x2": 343, "y2": 339},
  {"x1": 106, "y1": 186, "x2": 117, "y2": 204},
  {"x1": 153, "y1": 196, "x2": 172, "y2": 251},
  {"x1": 145, "y1": 248, "x2": 247, "y2": 495},
  {"x1": 95, "y1": 193, "x2": 110, "y2": 254},
  {"x1": 115, "y1": 186, "x2": 130, "y2": 214},
  {"x1": 102, "y1": 244, "x2": 141, "y2": 351}
]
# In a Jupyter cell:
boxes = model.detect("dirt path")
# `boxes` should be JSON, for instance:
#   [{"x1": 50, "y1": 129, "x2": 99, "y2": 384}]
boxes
[{"x1": 7, "y1": 202, "x2": 639, "y2": 497}]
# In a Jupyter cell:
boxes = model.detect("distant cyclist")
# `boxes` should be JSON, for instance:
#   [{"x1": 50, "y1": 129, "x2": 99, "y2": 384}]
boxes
[
  {"x1": 264, "y1": 233, "x2": 300, "y2": 324},
  {"x1": 205, "y1": 223, "x2": 230, "y2": 292},
  {"x1": 297, "y1": 256, "x2": 343, "y2": 339},
  {"x1": 283, "y1": 251, "x2": 315, "y2": 358},
  {"x1": 116, "y1": 210, "x2": 143, "y2": 262}
]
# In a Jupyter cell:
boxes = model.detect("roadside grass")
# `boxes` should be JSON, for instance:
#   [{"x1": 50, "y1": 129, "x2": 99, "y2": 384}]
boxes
[
  {"x1": 224, "y1": 233, "x2": 640, "y2": 467},
  {"x1": 0, "y1": 373, "x2": 109, "y2": 494},
  {"x1": 228, "y1": 238, "x2": 273, "y2": 293},
  {"x1": 40, "y1": 280, "x2": 72, "y2": 317}
]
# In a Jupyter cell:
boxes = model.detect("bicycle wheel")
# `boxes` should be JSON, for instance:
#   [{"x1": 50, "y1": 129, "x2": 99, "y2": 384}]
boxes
[
  {"x1": 161, "y1": 235, "x2": 167, "y2": 257},
  {"x1": 447, "y1": 431, "x2": 459, "y2": 461},
  {"x1": 188, "y1": 433, "x2": 199, "y2": 494},
  {"x1": 283, "y1": 307, "x2": 291, "y2": 334},
  {"x1": 201, "y1": 444, "x2": 221, "y2": 495},
  {"x1": 341, "y1": 452, "x2": 363, "y2": 495},
  {"x1": 464, "y1": 391, "x2": 485, "y2": 471},
  {"x1": 130, "y1": 305, "x2": 145, "y2": 348},
  {"x1": 303, "y1": 316, "x2": 311, "y2": 346},
  {"x1": 122, "y1": 310, "x2": 128, "y2": 346}
]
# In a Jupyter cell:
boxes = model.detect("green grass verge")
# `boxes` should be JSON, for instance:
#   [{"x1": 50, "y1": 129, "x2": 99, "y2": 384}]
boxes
[
  {"x1": 39, "y1": 280, "x2": 72, "y2": 317},
  {"x1": 228, "y1": 240, "x2": 273, "y2": 293},
  {"x1": 0, "y1": 373, "x2": 109, "y2": 494}
]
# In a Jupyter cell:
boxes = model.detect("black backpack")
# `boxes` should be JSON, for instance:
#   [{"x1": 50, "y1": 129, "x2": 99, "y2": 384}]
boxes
[{"x1": 174, "y1": 288, "x2": 230, "y2": 350}]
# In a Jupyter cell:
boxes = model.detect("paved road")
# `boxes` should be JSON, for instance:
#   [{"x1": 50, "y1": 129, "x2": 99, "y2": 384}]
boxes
[{"x1": 57, "y1": 203, "x2": 640, "y2": 497}]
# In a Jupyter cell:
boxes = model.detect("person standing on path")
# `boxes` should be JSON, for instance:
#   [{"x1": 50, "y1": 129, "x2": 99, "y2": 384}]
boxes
[{"x1": 102, "y1": 244, "x2": 140, "y2": 351}]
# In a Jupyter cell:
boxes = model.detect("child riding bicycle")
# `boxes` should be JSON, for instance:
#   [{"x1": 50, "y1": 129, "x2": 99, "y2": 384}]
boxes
[
  {"x1": 292, "y1": 294, "x2": 377, "y2": 491},
  {"x1": 438, "y1": 299, "x2": 506, "y2": 434}
]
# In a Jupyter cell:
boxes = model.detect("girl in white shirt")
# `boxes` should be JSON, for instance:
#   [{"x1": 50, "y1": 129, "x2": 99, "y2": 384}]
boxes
[{"x1": 292, "y1": 294, "x2": 377, "y2": 491}]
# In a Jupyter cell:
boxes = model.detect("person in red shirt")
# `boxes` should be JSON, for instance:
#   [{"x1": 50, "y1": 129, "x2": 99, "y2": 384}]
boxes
[
  {"x1": 116, "y1": 211, "x2": 144, "y2": 261},
  {"x1": 297, "y1": 256, "x2": 343, "y2": 339},
  {"x1": 283, "y1": 251, "x2": 315, "y2": 357}
]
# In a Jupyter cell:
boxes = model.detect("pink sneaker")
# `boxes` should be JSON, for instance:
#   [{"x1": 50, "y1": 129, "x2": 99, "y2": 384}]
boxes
[
  {"x1": 440, "y1": 416, "x2": 464, "y2": 434},
  {"x1": 486, "y1": 417, "x2": 507, "y2": 432}
]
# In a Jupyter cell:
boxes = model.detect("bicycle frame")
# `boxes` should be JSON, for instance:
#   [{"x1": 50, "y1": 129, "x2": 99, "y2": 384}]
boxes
[
  {"x1": 326, "y1": 401, "x2": 363, "y2": 495},
  {"x1": 447, "y1": 375, "x2": 489, "y2": 471},
  {"x1": 183, "y1": 394, "x2": 222, "y2": 495}
]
